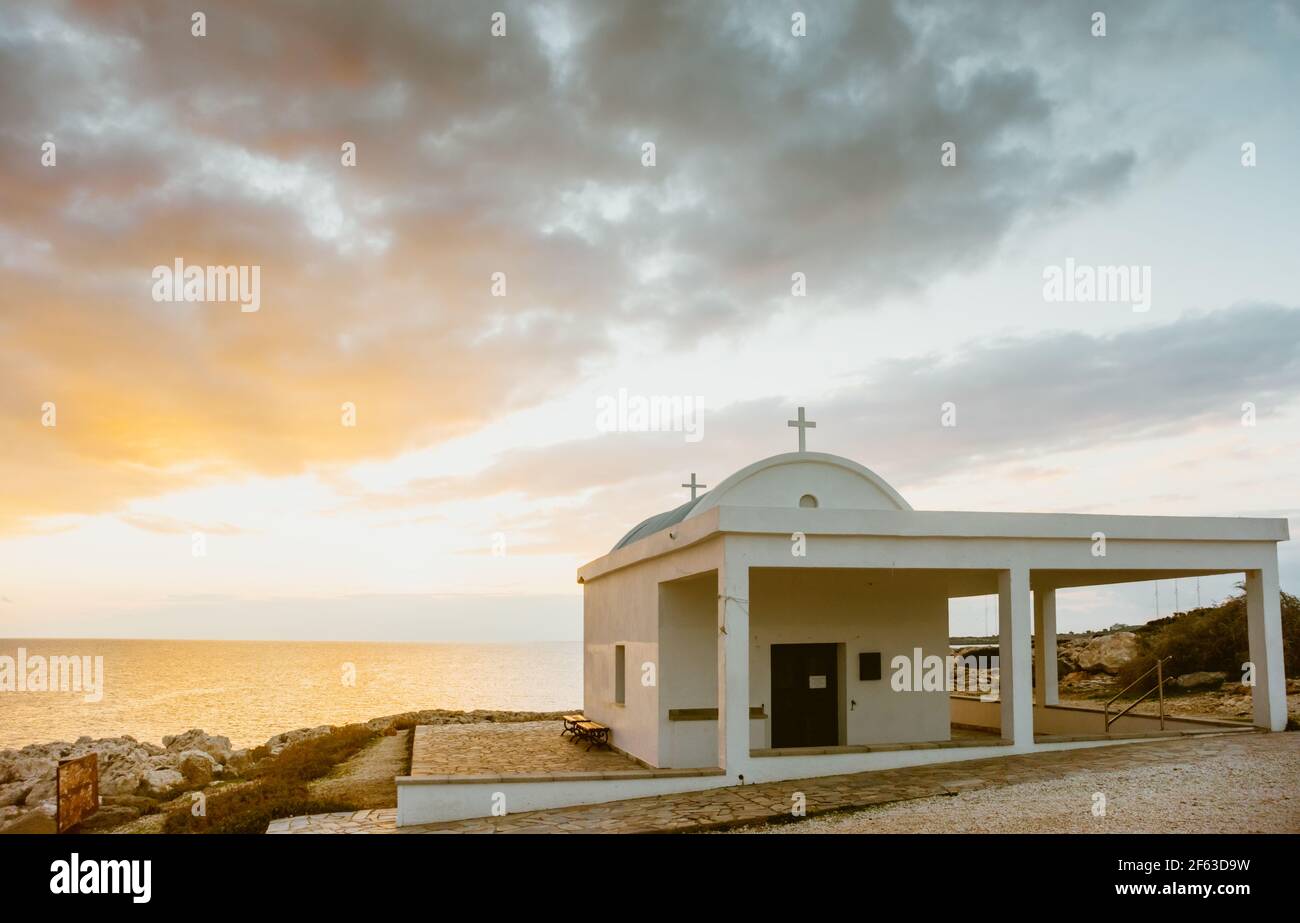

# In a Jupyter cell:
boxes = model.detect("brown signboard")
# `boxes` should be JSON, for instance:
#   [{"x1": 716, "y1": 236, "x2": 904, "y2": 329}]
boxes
[{"x1": 56, "y1": 753, "x2": 99, "y2": 833}]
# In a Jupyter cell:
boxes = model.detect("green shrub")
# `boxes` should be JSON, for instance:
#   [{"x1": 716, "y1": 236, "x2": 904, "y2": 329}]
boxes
[{"x1": 1116, "y1": 589, "x2": 1300, "y2": 691}]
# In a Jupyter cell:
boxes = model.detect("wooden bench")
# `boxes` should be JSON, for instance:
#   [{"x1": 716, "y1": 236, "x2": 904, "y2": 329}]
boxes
[
  {"x1": 560, "y1": 714, "x2": 587, "y2": 738},
  {"x1": 573, "y1": 720, "x2": 611, "y2": 751}
]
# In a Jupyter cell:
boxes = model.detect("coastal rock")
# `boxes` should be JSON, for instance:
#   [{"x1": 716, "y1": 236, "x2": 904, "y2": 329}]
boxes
[
  {"x1": 148, "y1": 752, "x2": 180, "y2": 769},
  {"x1": 5, "y1": 755, "x2": 56, "y2": 784},
  {"x1": 178, "y1": 750, "x2": 218, "y2": 785},
  {"x1": 1076, "y1": 632, "x2": 1141, "y2": 674},
  {"x1": 0, "y1": 781, "x2": 31, "y2": 807},
  {"x1": 24, "y1": 779, "x2": 57, "y2": 805},
  {"x1": 84, "y1": 737, "x2": 141, "y2": 757},
  {"x1": 142, "y1": 768, "x2": 185, "y2": 798},
  {"x1": 98, "y1": 753, "x2": 152, "y2": 796},
  {"x1": 224, "y1": 749, "x2": 252, "y2": 776},
  {"x1": 23, "y1": 742, "x2": 71, "y2": 761},
  {"x1": 75, "y1": 736, "x2": 163, "y2": 759},
  {"x1": 1174, "y1": 671, "x2": 1228, "y2": 690},
  {"x1": 163, "y1": 729, "x2": 233, "y2": 763},
  {"x1": 264, "y1": 725, "x2": 333, "y2": 756}
]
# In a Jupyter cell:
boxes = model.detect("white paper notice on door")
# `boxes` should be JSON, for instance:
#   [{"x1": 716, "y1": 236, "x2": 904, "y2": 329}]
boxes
[{"x1": 808, "y1": 675, "x2": 827, "y2": 689}]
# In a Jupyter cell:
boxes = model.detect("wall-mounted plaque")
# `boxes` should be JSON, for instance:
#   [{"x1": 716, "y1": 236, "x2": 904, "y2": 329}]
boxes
[
  {"x1": 859, "y1": 652, "x2": 882, "y2": 681},
  {"x1": 57, "y1": 753, "x2": 99, "y2": 833}
]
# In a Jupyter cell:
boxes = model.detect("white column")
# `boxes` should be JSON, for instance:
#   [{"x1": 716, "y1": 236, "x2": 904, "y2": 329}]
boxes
[
  {"x1": 1033, "y1": 588, "x2": 1059, "y2": 706},
  {"x1": 717, "y1": 555, "x2": 750, "y2": 775},
  {"x1": 998, "y1": 567, "x2": 1034, "y2": 746},
  {"x1": 1245, "y1": 559, "x2": 1287, "y2": 732}
]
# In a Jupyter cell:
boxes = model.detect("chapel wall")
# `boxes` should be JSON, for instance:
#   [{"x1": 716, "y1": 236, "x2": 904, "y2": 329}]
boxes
[
  {"x1": 658, "y1": 571, "x2": 721, "y2": 766},
  {"x1": 748, "y1": 567, "x2": 951, "y2": 747},
  {"x1": 582, "y1": 537, "x2": 723, "y2": 767}
]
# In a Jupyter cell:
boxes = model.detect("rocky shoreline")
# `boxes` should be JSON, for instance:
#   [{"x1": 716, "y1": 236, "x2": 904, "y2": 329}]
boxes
[
  {"x1": 957, "y1": 630, "x2": 1300, "y2": 721},
  {"x1": 0, "y1": 708, "x2": 569, "y2": 834}
]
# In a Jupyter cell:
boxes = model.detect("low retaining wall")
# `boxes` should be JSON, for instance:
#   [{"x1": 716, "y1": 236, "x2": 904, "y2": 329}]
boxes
[{"x1": 397, "y1": 770, "x2": 725, "y2": 826}]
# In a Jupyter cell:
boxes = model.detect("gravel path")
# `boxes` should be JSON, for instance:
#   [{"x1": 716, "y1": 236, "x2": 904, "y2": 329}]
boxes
[{"x1": 740, "y1": 732, "x2": 1300, "y2": 834}]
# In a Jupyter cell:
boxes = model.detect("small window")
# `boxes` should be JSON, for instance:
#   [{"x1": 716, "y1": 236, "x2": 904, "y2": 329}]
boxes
[
  {"x1": 799, "y1": 493, "x2": 819, "y2": 508},
  {"x1": 614, "y1": 644, "x2": 626, "y2": 704}
]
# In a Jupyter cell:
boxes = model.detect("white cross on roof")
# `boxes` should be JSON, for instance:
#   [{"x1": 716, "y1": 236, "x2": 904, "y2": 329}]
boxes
[{"x1": 787, "y1": 406, "x2": 816, "y2": 452}]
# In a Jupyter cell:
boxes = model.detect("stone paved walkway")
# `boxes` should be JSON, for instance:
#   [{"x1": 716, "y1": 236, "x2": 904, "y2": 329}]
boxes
[
  {"x1": 268, "y1": 729, "x2": 1269, "y2": 834},
  {"x1": 410, "y1": 721, "x2": 642, "y2": 776}
]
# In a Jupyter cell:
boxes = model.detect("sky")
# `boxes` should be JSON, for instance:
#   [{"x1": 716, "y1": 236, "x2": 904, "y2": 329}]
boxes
[{"x1": 1, "y1": 0, "x2": 1297, "y2": 641}]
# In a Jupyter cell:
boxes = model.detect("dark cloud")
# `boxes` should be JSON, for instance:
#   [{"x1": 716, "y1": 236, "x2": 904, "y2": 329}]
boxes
[
  {"x1": 0, "y1": 0, "x2": 1266, "y2": 528},
  {"x1": 825, "y1": 302, "x2": 1300, "y2": 484}
]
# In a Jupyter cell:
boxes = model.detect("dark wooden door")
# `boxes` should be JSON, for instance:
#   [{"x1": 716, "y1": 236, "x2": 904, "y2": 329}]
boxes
[{"x1": 770, "y1": 643, "x2": 839, "y2": 748}]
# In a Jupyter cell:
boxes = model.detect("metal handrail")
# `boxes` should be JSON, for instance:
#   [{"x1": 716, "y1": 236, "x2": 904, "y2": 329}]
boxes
[{"x1": 1104, "y1": 656, "x2": 1173, "y2": 732}]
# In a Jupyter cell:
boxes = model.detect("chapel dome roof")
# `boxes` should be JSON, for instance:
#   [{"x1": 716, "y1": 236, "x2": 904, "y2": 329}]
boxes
[
  {"x1": 610, "y1": 452, "x2": 910, "y2": 552},
  {"x1": 611, "y1": 496, "x2": 705, "y2": 551}
]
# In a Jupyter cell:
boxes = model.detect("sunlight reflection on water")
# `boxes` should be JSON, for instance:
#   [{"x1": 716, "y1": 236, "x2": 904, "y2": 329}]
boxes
[{"x1": 0, "y1": 638, "x2": 581, "y2": 749}]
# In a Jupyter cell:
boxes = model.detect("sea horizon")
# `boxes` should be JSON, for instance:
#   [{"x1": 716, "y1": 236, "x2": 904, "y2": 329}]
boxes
[{"x1": 0, "y1": 638, "x2": 582, "y2": 751}]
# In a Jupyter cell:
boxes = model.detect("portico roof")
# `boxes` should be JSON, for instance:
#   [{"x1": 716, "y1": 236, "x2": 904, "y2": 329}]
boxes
[{"x1": 579, "y1": 503, "x2": 1289, "y2": 583}]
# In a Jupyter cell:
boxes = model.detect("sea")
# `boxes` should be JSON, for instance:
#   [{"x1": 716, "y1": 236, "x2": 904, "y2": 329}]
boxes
[{"x1": 0, "y1": 638, "x2": 581, "y2": 750}]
